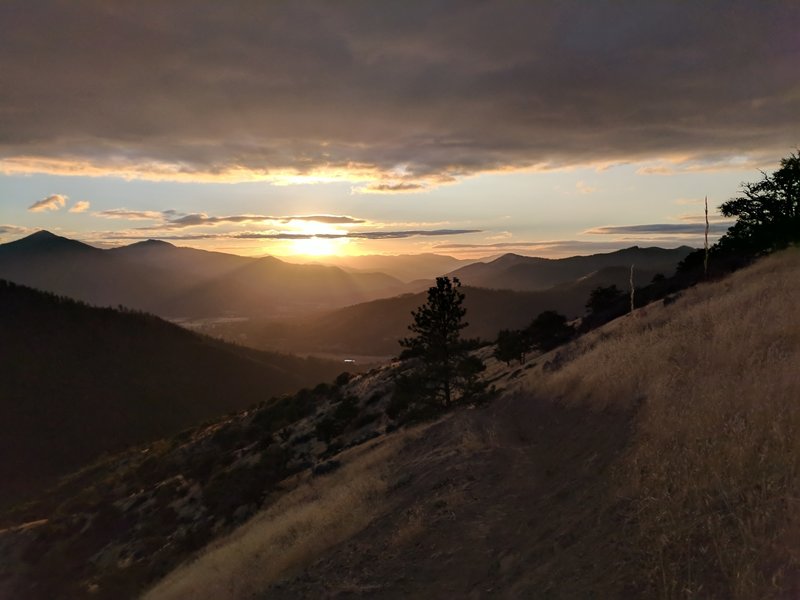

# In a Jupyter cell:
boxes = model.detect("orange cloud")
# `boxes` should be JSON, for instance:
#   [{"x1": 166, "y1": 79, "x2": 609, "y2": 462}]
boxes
[
  {"x1": 28, "y1": 194, "x2": 67, "y2": 212},
  {"x1": 68, "y1": 200, "x2": 91, "y2": 213}
]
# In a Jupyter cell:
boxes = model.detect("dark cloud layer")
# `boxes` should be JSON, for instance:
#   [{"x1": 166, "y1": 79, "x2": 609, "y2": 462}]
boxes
[
  {"x1": 103, "y1": 229, "x2": 480, "y2": 242},
  {"x1": 95, "y1": 209, "x2": 365, "y2": 227},
  {"x1": 235, "y1": 229, "x2": 481, "y2": 240},
  {"x1": 433, "y1": 238, "x2": 706, "y2": 256},
  {"x1": 1, "y1": 1, "x2": 798, "y2": 185},
  {"x1": 0, "y1": 225, "x2": 32, "y2": 235},
  {"x1": 158, "y1": 213, "x2": 365, "y2": 229},
  {"x1": 586, "y1": 223, "x2": 733, "y2": 235}
]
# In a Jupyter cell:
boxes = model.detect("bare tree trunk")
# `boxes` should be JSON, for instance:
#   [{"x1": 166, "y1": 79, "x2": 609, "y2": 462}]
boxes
[
  {"x1": 704, "y1": 195, "x2": 709, "y2": 278},
  {"x1": 630, "y1": 264, "x2": 635, "y2": 313}
]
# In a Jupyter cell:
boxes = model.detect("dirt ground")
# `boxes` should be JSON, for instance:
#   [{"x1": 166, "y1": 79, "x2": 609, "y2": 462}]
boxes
[{"x1": 260, "y1": 392, "x2": 636, "y2": 599}]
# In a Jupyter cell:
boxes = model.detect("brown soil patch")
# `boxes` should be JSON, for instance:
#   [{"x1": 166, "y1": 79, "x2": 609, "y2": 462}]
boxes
[{"x1": 262, "y1": 393, "x2": 635, "y2": 599}]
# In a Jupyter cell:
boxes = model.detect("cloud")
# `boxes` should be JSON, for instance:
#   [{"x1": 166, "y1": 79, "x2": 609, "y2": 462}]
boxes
[
  {"x1": 432, "y1": 238, "x2": 699, "y2": 258},
  {"x1": 102, "y1": 228, "x2": 480, "y2": 242},
  {"x1": 575, "y1": 181, "x2": 596, "y2": 194},
  {"x1": 637, "y1": 154, "x2": 772, "y2": 176},
  {"x1": 0, "y1": 224, "x2": 34, "y2": 236},
  {"x1": 152, "y1": 213, "x2": 366, "y2": 229},
  {"x1": 95, "y1": 209, "x2": 165, "y2": 220},
  {"x1": 94, "y1": 209, "x2": 367, "y2": 228},
  {"x1": 28, "y1": 194, "x2": 67, "y2": 212},
  {"x1": 288, "y1": 215, "x2": 365, "y2": 224},
  {"x1": 236, "y1": 229, "x2": 481, "y2": 240},
  {"x1": 0, "y1": 3, "x2": 796, "y2": 186},
  {"x1": 358, "y1": 182, "x2": 427, "y2": 193},
  {"x1": 435, "y1": 240, "x2": 622, "y2": 251},
  {"x1": 584, "y1": 223, "x2": 732, "y2": 235},
  {"x1": 677, "y1": 214, "x2": 732, "y2": 224},
  {"x1": 636, "y1": 165, "x2": 675, "y2": 176},
  {"x1": 159, "y1": 213, "x2": 265, "y2": 228},
  {"x1": 68, "y1": 200, "x2": 90, "y2": 213}
]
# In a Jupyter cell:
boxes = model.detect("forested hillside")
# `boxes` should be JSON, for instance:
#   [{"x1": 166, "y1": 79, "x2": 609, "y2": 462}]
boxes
[{"x1": 0, "y1": 280, "x2": 344, "y2": 506}]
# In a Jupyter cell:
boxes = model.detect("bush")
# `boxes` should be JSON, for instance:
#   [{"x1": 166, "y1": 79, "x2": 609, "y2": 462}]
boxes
[
  {"x1": 525, "y1": 310, "x2": 573, "y2": 352},
  {"x1": 494, "y1": 329, "x2": 528, "y2": 365}
]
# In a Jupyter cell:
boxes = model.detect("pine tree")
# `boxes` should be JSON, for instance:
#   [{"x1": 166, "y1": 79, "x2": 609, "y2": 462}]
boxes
[
  {"x1": 717, "y1": 151, "x2": 800, "y2": 254},
  {"x1": 399, "y1": 276, "x2": 474, "y2": 407}
]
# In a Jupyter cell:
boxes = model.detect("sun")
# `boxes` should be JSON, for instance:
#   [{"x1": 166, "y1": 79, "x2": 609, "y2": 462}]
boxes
[
  {"x1": 290, "y1": 236, "x2": 344, "y2": 256},
  {"x1": 283, "y1": 220, "x2": 352, "y2": 257}
]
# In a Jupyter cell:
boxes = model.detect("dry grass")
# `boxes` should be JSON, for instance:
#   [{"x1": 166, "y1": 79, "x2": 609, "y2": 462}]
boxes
[
  {"x1": 389, "y1": 503, "x2": 426, "y2": 547},
  {"x1": 458, "y1": 421, "x2": 500, "y2": 453},
  {"x1": 143, "y1": 435, "x2": 409, "y2": 600},
  {"x1": 517, "y1": 248, "x2": 800, "y2": 598}
]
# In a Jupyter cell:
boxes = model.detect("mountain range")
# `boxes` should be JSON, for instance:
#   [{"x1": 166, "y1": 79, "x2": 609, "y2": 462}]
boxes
[
  {"x1": 448, "y1": 246, "x2": 693, "y2": 291},
  {"x1": 0, "y1": 233, "x2": 692, "y2": 329},
  {"x1": 207, "y1": 259, "x2": 689, "y2": 356},
  {"x1": 301, "y1": 252, "x2": 478, "y2": 282},
  {"x1": 0, "y1": 231, "x2": 693, "y2": 357},
  {"x1": 0, "y1": 231, "x2": 406, "y2": 319}
]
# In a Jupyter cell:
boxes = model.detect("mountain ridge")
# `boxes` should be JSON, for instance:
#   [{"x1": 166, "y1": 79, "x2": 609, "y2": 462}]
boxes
[
  {"x1": 0, "y1": 231, "x2": 406, "y2": 319},
  {"x1": 209, "y1": 263, "x2": 669, "y2": 357},
  {"x1": 448, "y1": 245, "x2": 693, "y2": 291}
]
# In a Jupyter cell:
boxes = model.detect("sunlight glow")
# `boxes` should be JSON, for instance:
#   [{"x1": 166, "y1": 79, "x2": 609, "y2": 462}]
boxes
[
  {"x1": 288, "y1": 236, "x2": 348, "y2": 256},
  {"x1": 284, "y1": 220, "x2": 351, "y2": 257}
]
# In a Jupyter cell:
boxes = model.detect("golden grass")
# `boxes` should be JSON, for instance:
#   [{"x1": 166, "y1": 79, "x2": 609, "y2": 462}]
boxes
[
  {"x1": 389, "y1": 504, "x2": 426, "y2": 547},
  {"x1": 458, "y1": 422, "x2": 500, "y2": 453},
  {"x1": 519, "y1": 248, "x2": 800, "y2": 598},
  {"x1": 143, "y1": 435, "x2": 408, "y2": 600}
]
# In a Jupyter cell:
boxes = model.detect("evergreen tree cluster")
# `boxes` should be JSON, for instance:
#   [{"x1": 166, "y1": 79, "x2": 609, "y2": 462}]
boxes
[
  {"x1": 680, "y1": 151, "x2": 800, "y2": 276},
  {"x1": 494, "y1": 310, "x2": 575, "y2": 366}
]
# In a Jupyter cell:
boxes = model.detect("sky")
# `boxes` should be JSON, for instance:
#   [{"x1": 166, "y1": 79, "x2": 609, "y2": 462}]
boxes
[{"x1": 1, "y1": 1, "x2": 798, "y2": 259}]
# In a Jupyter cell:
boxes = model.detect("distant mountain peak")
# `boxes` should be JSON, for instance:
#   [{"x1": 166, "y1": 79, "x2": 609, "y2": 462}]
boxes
[
  {"x1": 491, "y1": 252, "x2": 547, "y2": 265},
  {"x1": 107, "y1": 239, "x2": 179, "y2": 256},
  {"x1": 27, "y1": 229, "x2": 58, "y2": 240},
  {"x1": 126, "y1": 239, "x2": 175, "y2": 248},
  {"x1": 1, "y1": 230, "x2": 97, "y2": 253},
  {"x1": 16, "y1": 230, "x2": 67, "y2": 244}
]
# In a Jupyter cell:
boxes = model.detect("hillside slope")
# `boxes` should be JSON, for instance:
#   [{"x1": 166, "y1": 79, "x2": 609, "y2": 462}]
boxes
[
  {"x1": 3, "y1": 248, "x2": 798, "y2": 599},
  {"x1": 150, "y1": 247, "x2": 800, "y2": 599},
  {"x1": 0, "y1": 280, "x2": 344, "y2": 506}
]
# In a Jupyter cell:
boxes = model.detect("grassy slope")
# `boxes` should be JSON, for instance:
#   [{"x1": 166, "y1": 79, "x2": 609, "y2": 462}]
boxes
[
  {"x1": 145, "y1": 247, "x2": 800, "y2": 599},
  {"x1": 0, "y1": 280, "x2": 345, "y2": 507},
  {"x1": 520, "y1": 245, "x2": 800, "y2": 598}
]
